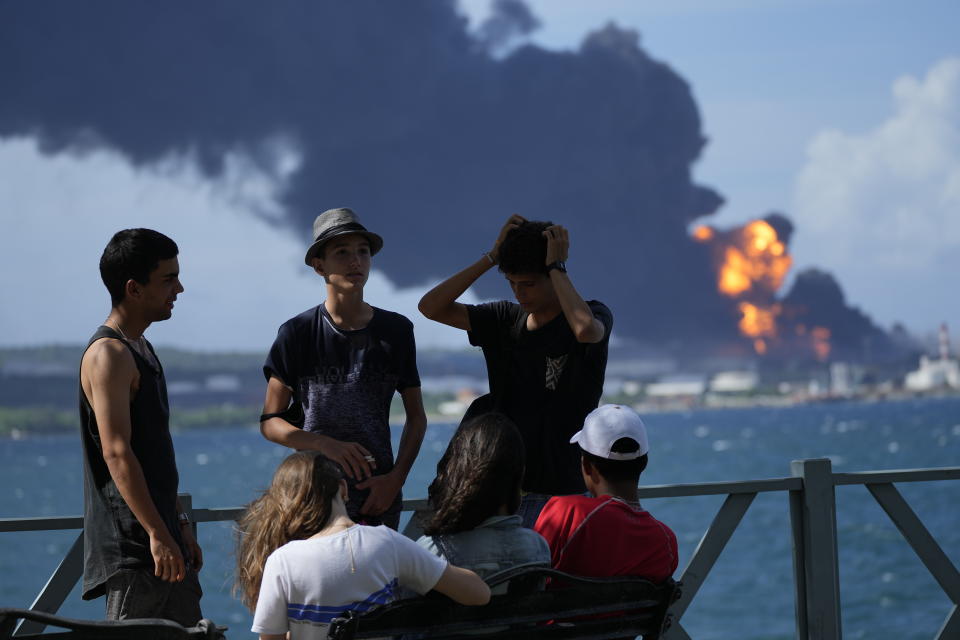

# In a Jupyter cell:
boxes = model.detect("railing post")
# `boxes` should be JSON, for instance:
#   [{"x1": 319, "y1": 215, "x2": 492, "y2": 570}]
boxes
[
  {"x1": 790, "y1": 458, "x2": 842, "y2": 640},
  {"x1": 13, "y1": 533, "x2": 85, "y2": 637},
  {"x1": 789, "y1": 480, "x2": 809, "y2": 640}
]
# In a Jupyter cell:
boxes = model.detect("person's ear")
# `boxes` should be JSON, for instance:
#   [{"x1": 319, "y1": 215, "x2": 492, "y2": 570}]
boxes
[
  {"x1": 124, "y1": 279, "x2": 141, "y2": 300},
  {"x1": 581, "y1": 456, "x2": 599, "y2": 483},
  {"x1": 339, "y1": 479, "x2": 348, "y2": 502},
  {"x1": 311, "y1": 257, "x2": 326, "y2": 277}
]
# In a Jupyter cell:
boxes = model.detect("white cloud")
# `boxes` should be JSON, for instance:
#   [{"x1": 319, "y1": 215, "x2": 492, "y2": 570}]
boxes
[
  {"x1": 791, "y1": 57, "x2": 960, "y2": 332},
  {"x1": 0, "y1": 137, "x2": 478, "y2": 351}
]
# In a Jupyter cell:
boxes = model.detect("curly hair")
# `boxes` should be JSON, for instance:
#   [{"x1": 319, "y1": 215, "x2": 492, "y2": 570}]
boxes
[
  {"x1": 498, "y1": 220, "x2": 554, "y2": 275},
  {"x1": 424, "y1": 413, "x2": 525, "y2": 536},
  {"x1": 234, "y1": 452, "x2": 343, "y2": 611}
]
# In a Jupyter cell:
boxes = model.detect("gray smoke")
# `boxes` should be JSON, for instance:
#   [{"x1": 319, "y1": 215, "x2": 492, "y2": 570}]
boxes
[
  {"x1": 477, "y1": 0, "x2": 541, "y2": 54},
  {"x1": 2, "y1": 0, "x2": 888, "y2": 354}
]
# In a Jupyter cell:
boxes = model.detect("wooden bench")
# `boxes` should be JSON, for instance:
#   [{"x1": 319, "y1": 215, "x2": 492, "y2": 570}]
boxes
[
  {"x1": 0, "y1": 608, "x2": 226, "y2": 640},
  {"x1": 328, "y1": 565, "x2": 682, "y2": 640}
]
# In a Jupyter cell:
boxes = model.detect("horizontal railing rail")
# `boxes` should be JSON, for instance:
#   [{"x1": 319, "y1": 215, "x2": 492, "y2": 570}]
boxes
[{"x1": 2, "y1": 461, "x2": 958, "y2": 639}]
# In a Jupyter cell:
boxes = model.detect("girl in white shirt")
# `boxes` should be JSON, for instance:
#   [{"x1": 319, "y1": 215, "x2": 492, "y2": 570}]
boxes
[{"x1": 236, "y1": 451, "x2": 490, "y2": 640}]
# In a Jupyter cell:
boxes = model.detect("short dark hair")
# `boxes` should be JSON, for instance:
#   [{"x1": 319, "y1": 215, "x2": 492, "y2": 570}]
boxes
[
  {"x1": 99, "y1": 229, "x2": 178, "y2": 306},
  {"x1": 498, "y1": 220, "x2": 553, "y2": 275},
  {"x1": 424, "y1": 413, "x2": 525, "y2": 535},
  {"x1": 582, "y1": 437, "x2": 648, "y2": 484}
]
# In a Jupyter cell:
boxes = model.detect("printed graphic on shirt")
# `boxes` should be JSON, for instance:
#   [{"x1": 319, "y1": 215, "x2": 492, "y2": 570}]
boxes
[
  {"x1": 300, "y1": 373, "x2": 396, "y2": 457},
  {"x1": 545, "y1": 354, "x2": 569, "y2": 390}
]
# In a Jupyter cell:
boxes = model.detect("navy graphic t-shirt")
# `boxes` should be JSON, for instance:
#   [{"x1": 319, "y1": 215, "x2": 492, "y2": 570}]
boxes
[{"x1": 264, "y1": 304, "x2": 420, "y2": 519}]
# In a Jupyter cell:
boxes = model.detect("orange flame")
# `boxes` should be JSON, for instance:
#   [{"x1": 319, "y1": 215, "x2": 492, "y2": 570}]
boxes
[
  {"x1": 717, "y1": 221, "x2": 792, "y2": 297},
  {"x1": 694, "y1": 218, "x2": 832, "y2": 358},
  {"x1": 692, "y1": 225, "x2": 714, "y2": 242},
  {"x1": 738, "y1": 302, "x2": 781, "y2": 338},
  {"x1": 812, "y1": 327, "x2": 831, "y2": 361}
]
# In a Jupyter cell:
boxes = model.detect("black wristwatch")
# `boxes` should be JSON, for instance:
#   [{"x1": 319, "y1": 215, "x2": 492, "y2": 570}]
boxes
[{"x1": 546, "y1": 261, "x2": 567, "y2": 273}]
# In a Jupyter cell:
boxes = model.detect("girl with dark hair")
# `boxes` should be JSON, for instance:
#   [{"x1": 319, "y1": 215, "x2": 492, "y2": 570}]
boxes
[
  {"x1": 418, "y1": 413, "x2": 550, "y2": 580},
  {"x1": 236, "y1": 451, "x2": 489, "y2": 640}
]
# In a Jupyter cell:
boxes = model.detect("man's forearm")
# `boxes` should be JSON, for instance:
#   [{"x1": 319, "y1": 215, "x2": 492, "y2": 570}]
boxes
[
  {"x1": 550, "y1": 270, "x2": 605, "y2": 343},
  {"x1": 104, "y1": 449, "x2": 170, "y2": 537}
]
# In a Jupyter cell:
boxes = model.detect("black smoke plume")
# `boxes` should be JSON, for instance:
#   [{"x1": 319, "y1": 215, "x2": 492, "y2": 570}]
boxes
[
  {"x1": 778, "y1": 269, "x2": 893, "y2": 361},
  {"x1": 1, "y1": 0, "x2": 888, "y2": 355}
]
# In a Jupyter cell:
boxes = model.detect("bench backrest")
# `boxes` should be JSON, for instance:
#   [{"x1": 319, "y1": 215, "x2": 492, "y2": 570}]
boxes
[{"x1": 328, "y1": 565, "x2": 681, "y2": 640}]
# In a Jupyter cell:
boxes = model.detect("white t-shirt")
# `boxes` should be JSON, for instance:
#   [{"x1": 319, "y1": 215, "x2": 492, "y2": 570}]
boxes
[{"x1": 252, "y1": 524, "x2": 448, "y2": 640}]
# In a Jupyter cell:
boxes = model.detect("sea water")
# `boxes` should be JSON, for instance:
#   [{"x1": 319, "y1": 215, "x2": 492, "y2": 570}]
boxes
[{"x1": 1, "y1": 396, "x2": 958, "y2": 639}]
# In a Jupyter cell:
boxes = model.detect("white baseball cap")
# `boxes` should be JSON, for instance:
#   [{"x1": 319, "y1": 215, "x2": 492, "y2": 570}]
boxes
[{"x1": 570, "y1": 404, "x2": 649, "y2": 460}]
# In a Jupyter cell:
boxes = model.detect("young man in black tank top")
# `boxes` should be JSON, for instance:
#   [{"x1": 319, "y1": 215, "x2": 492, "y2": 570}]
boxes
[{"x1": 78, "y1": 229, "x2": 202, "y2": 626}]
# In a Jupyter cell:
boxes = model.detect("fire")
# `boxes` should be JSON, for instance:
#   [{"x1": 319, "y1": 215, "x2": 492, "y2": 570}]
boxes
[
  {"x1": 716, "y1": 221, "x2": 792, "y2": 297},
  {"x1": 738, "y1": 302, "x2": 780, "y2": 338},
  {"x1": 693, "y1": 217, "x2": 834, "y2": 359},
  {"x1": 811, "y1": 327, "x2": 831, "y2": 361},
  {"x1": 692, "y1": 225, "x2": 714, "y2": 242},
  {"x1": 716, "y1": 221, "x2": 791, "y2": 355},
  {"x1": 719, "y1": 248, "x2": 754, "y2": 295},
  {"x1": 693, "y1": 217, "x2": 831, "y2": 359}
]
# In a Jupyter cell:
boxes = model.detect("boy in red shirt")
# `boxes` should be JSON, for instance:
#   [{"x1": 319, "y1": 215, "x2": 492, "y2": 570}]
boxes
[{"x1": 534, "y1": 404, "x2": 678, "y2": 583}]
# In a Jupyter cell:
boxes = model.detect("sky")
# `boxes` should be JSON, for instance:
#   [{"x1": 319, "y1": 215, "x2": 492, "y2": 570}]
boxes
[{"x1": 2, "y1": 0, "x2": 958, "y2": 351}]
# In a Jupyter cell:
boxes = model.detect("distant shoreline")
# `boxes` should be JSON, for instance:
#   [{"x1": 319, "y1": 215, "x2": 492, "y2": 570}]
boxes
[{"x1": 5, "y1": 392, "x2": 959, "y2": 440}]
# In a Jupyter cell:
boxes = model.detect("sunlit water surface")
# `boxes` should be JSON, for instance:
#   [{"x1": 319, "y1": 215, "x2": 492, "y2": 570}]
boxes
[{"x1": 2, "y1": 396, "x2": 958, "y2": 639}]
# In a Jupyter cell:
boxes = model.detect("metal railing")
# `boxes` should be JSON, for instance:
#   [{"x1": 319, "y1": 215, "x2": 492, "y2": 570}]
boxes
[{"x1": 2, "y1": 458, "x2": 958, "y2": 639}]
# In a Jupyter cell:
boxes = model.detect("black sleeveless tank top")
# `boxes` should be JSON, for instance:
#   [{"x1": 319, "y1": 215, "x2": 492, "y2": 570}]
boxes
[{"x1": 79, "y1": 325, "x2": 184, "y2": 600}]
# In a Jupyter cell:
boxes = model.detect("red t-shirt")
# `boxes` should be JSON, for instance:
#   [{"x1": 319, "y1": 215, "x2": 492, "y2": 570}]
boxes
[{"x1": 534, "y1": 495, "x2": 678, "y2": 583}]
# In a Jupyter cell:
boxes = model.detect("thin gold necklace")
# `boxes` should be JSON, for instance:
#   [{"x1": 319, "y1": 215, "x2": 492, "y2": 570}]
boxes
[
  {"x1": 110, "y1": 320, "x2": 140, "y2": 343},
  {"x1": 109, "y1": 320, "x2": 154, "y2": 365},
  {"x1": 318, "y1": 520, "x2": 356, "y2": 573},
  {"x1": 346, "y1": 526, "x2": 356, "y2": 574}
]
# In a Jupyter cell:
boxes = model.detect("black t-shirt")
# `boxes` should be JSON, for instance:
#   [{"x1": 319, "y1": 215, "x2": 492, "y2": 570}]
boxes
[
  {"x1": 264, "y1": 304, "x2": 420, "y2": 517},
  {"x1": 466, "y1": 300, "x2": 613, "y2": 495}
]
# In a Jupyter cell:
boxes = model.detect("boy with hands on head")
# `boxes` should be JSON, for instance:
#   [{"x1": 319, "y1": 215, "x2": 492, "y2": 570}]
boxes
[{"x1": 419, "y1": 214, "x2": 613, "y2": 526}]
